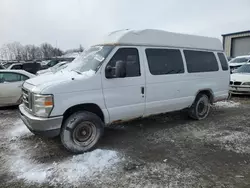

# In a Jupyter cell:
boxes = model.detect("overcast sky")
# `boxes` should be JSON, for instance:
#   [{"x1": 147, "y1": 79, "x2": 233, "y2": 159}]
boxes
[{"x1": 0, "y1": 0, "x2": 250, "y2": 50}]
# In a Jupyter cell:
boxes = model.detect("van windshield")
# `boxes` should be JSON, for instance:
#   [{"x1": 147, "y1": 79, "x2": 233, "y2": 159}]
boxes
[{"x1": 71, "y1": 45, "x2": 114, "y2": 73}]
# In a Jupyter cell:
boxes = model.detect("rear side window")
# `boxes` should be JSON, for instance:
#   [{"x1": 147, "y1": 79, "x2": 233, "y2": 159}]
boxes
[
  {"x1": 146, "y1": 48, "x2": 184, "y2": 75},
  {"x1": 184, "y1": 50, "x2": 219, "y2": 73},
  {"x1": 217, "y1": 53, "x2": 229, "y2": 71}
]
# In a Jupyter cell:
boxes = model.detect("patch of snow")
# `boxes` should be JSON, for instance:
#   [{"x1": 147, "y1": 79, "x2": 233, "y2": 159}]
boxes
[
  {"x1": 118, "y1": 162, "x2": 197, "y2": 187},
  {"x1": 8, "y1": 146, "x2": 119, "y2": 185},
  {"x1": 8, "y1": 120, "x2": 31, "y2": 140},
  {"x1": 214, "y1": 101, "x2": 240, "y2": 108},
  {"x1": 5, "y1": 121, "x2": 121, "y2": 186},
  {"x1": 48, "y1": 149, "x2": 120, "y2": 185},
  {"x1": 192, "y1": 128, "x2": 250, "y2": 154}
]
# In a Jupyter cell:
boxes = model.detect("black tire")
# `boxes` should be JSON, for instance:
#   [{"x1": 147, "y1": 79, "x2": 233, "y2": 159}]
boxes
[
  {"x1": 60, "y1": 111, "x2": 104, "y2": 154},
  {"x1": 188, "y1": 93, "x2": 211, "y2": 120}
]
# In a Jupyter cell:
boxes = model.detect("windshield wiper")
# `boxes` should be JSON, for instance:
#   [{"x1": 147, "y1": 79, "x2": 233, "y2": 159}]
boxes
[{"x1": 72, "y1": 70, "x2": 82, "y2": 75}]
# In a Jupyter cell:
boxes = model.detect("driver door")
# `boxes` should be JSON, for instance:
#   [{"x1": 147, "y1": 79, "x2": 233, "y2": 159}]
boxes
[
  {"x1": 102, "y1": 47, "x2": 146, "y2": 123},
  {"x1": 0, "y1": 72, "x2": 28, "y2": 105}
]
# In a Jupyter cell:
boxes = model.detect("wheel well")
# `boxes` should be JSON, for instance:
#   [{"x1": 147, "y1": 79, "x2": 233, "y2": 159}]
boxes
[
  {"x1": 197, "y1": 90, "x2": 214, "y2": 104},
  {"x1": 63, "y1": 103, "x2": 104, "y2": 123}
]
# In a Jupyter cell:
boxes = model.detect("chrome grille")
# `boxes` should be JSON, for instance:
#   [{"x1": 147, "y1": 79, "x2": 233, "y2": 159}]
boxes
[{"x1": 22, "y1": 88, "x2": 32, "y2": 110}]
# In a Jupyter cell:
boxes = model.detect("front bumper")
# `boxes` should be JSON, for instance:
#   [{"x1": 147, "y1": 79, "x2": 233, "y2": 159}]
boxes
[
  {"x1": 229, "y1": 85, "x2": 250, "y2": 95},
  {"x1": 19, "y1": 104, "x2": 63, "y2": 137}
]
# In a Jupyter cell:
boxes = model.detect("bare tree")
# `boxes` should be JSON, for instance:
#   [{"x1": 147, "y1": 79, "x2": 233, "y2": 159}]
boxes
[
  {"x1": 0, "y1": 42, "x2": 64, "y2": 61},
  {"x1": 40, "y1": 43, "x2": 54, "y2": 59},
  {"x1": 0, "y1": 44, "x2": 10, "y2": 60},
  {"x1": 9, "y1": 42, "x2": 24, "y2": 61},
  {"x1": 79, "y1": 45, "x2": 84, "y2": 52}
]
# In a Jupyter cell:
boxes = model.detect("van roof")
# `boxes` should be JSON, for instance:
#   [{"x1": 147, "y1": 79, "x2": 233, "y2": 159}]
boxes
[{"x1": 99, "y1": 29, "x2": 223, "y2": 51}]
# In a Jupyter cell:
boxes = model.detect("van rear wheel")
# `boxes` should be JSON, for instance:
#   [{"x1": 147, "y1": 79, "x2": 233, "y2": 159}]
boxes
[
  {"x1": 60, "y1": 111, "x2": 104, "y2": 154},
  {"x1": 188, "y1": 94, "x2": 210, "y2": 120}
]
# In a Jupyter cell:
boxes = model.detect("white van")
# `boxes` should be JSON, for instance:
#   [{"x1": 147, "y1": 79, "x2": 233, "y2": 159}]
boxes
[{"x1": 19, "y1": 29, "x2": 229, "y2": 153}]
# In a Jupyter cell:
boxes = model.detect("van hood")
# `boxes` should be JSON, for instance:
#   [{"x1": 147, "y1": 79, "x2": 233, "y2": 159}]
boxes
[
  {"x1": 25, "y1": 70, "x2": 95, "y2": 93},
  {"x1": 27, "y1": 70, "x2": 77, "y2": 86},
  {"x1": 230, "y1": 73, "x2": 250, "y2": 82}
]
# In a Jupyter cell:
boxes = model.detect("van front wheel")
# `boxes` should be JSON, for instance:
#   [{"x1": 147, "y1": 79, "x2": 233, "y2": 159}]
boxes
[
  {"x1": 188, "y1": 94, "x2": 210, "y2": 120},
  {"x1": 60, "y1": 111, "x2": 104, "y2": 154}
]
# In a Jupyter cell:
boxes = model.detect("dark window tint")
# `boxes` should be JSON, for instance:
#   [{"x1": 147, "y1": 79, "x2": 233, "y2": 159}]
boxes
[
  {"x1": 217, "y1": 53, "x2": 229, "y2": 71},
  {"x1": 11, "y1": 64, "x2": 22, "y2": 69},
  {"x1": 0, "y1": 72, "x2": 23, "y2": 83},
  {"x1": 106, "y1": 48, "x2": 140, "y2": 78},
  {"x1": 146, "y1": 48, "x2": 184, "y2": 75},
  {"x1": 184, "y1": 50, "x2": 219, "y2": 73}
]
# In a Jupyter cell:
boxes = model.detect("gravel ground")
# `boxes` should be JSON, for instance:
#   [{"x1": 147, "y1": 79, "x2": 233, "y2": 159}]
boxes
[{"x1": 0, "y1": 96, "x2": 250, "y2": 187}]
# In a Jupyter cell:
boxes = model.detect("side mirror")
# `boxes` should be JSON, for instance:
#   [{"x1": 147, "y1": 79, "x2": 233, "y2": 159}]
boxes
[
  {"x1": 105, "y1": 65, "x2": 113, "y2": 78},
  {"x1": 115, "y1": 60, "x2": 126, "y2": 78}
]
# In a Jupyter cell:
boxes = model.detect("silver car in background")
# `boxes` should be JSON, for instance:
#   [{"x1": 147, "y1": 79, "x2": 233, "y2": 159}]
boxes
[
  {"x1": 0, "y1": 70, "x2": 35, "y2": 107},
  {"x1": 36, "y1": 61, "x2": 70, "y2": 75}
]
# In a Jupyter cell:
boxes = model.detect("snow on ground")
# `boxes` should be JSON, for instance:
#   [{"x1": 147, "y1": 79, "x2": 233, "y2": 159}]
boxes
[
  {"x1": 5, "y1": 121, "x2": 121, "y2": 186},
  {"x1": 192, "y1": 128, "x2": 250, "y2": 154},
  {"x1": 214, "y1": 101, "x2": 240, "y2": 108},
  {"x1": 8, "y1": 119, "x2": 31, "y2": 140},
  {"x1": 118, "y1": 162, "x2": 197, "y2": 188}
]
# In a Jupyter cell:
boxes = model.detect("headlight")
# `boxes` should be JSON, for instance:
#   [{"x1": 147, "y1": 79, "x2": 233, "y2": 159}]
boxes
[
  {"x1": 242, "y1": 82, "x2": 250, "y2": 85},
  {"x1": 32, "y1": 94, "x2": 54, "y2": 117}
]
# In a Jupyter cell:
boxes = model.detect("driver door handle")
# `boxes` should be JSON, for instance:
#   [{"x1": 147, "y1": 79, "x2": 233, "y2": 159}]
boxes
[{"x1": 141, "y1": 86, "x2": 144, "y2": 94}]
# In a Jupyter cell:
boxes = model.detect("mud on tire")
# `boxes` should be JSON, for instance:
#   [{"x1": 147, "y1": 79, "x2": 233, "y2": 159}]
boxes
[
  {"x1": 60, "y1": 111, "x2": 104, "y2": 154},
  {"x1": 188, "y1": 93, "x2": 211, "y2": 120}
]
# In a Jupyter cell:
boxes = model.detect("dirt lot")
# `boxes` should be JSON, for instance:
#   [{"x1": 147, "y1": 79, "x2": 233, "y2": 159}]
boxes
[{"x1": 1, "y1": 97, "x2": 250, "y2": 188}]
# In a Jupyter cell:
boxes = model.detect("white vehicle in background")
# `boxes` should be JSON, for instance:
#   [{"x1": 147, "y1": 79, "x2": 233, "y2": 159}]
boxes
[
  {"x1": 19, "y1": 29, "x2": 229, "y2": 153},
  {"x1": 40, "y1": 60, "x2": 50, "y2": 66},
  {"x1": 229, "y1": 55, "x2": 250, "y2": 71},
  {"x1": 230, "y1": 64, "x2": 250, "y2": 94},
  {"x1": 0, "y1": 70, "x2": 35, "y2": 107},
  {"x1": 36, "y1": 61, "x2": 70, "y2": 75}
]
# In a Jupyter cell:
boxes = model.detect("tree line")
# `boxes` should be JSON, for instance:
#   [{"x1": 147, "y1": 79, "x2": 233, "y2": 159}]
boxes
[{"x1": 0, "y1": 42, "x2": 84, "y2": 61}]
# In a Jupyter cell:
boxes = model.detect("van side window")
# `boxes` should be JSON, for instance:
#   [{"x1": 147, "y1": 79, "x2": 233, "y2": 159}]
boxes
[
  {"x1": 217, "y1": 53, "x2": 229, "y2": 71},
  {"x1": 145, "y1": 48, "x2": 184, "y2": 75},
  {"x1": 106, "y1": 48, "x2": 140, "y2": 78},
  {"x1": 184, "y1": 50, "x2": 219, "y2": 73}
]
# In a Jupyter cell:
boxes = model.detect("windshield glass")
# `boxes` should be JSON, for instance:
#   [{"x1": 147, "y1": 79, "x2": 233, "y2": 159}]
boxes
[
  {"x1": 51, "y1": 61, "x2": 67, "y2": 71},
  {"x1": 3, "y1": 63, "x2": 12, "y2": 68},
  {"x1": 53, "y1": 63, "x2": 68, "y2": 73},
  {"x1": 230, "y1": 57, "x2": 249, "y2": 64},
  {"x1": 234, "y1": 64, "x2": 250, "y2": 73},
  {"x1": 71, "y1": 45, "x2": 114, "y2": 73}
]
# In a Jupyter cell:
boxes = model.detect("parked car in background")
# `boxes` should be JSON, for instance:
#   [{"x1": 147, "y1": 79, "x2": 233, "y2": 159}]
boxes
[
  {"x1": 229, "y1": 55, "x2": 250, "y2": 71},
  {"x1": 40, "y1": 60, "x2": 50, "y2": 66},
  {"x1": 6, "y1": 62, "x2": 41, "y2": 74},
  {"x1": 19, "y1": 29, "x2": 229, "y2": 154},
  {"x1": 230, "y1": 64, "x2": 250, "y2": 95},
  {"x1": 0, "y1": 70, "x2": 35, "y2": 107},
  {"x1": 36, "y1": 61, "x2": 70, "y2": 75},
  {"x1": 40, "y1": 60, "x2": 61, "y2": 70}
]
